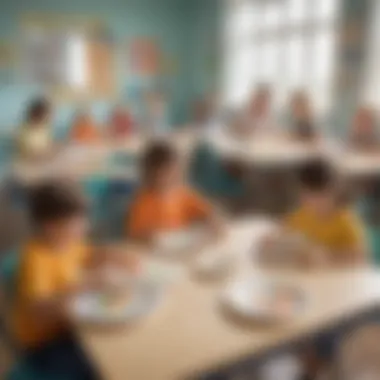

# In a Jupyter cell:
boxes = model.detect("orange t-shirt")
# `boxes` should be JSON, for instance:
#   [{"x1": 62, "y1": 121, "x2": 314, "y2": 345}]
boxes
[
  {"x1": 12, "y1": 241, "x2": 89, "y2": 348},
  {"x1": 71, "y1": 119, "x2": 100, "y2": 144},
  {"x1": 127, "y1": 187, "x2": 212, "y2": 238}
]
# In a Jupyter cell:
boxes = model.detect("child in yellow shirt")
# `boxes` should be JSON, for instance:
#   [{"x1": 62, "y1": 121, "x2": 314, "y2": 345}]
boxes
[
  {"x1": 11, "y1": 182, "x2": 99, "y2": 379},
  {"x1": 127, "y1": 142, "x2": 222, "y2": 240},
  {"x1": 284, "y1": 160, "x2": 367, "y2": 267},
  {"x1": 18, "y1": 97, "x2": 53, "y2": 159}
]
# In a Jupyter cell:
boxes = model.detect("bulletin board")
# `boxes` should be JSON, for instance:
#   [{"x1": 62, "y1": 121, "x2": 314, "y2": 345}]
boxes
[{"x1": 129, "y1": 38, "x2": 161, "y2": 76}]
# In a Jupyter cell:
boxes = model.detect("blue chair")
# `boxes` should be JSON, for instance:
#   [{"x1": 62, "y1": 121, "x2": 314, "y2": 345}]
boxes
[
  {"x1": 81, "y1": 175, "x2": 109, "y2": 241},
  {"x1": 105, "y1": 179, "x2": 138, "y2": 240},
  {"x1": 189, "y1": 142, "x2": 244, "y2": 198},
  {"x1": 355, "y1": 198, "x2": 380, "y2": 265}
]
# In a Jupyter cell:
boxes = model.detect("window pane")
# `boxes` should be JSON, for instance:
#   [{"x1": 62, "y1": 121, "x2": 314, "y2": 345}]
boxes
[
  {"x1": 263, "y1": 2, "x2": 282, "y2": 29},
  {"x1": 286, "y1": 35, "x2": 306, "y2": 88},
  {"x1": 312, "y1": 29, "x2": 335, "y2": 86},
  {"x1": 227, "y1": 0, "x2": 257, "y2": 40},
  {"x1": 224, "y1": 45, "x2": 256, "y2": 105},
  {"x1": 260, "y1": 42, "x2": 278, "y2": 82},
  {"x1": 288, "y1": 0, "x2": 308, "y2": 23},
  {"x1": 315, "y1": 0, "x2": 339, "y2": 20}
]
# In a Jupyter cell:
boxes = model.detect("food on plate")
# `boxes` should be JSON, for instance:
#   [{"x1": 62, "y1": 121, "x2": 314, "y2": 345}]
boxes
[
  {"x1": 99, "y1": 291, "x2": 132, "y2": 315},
  {"x1": 263, "y1": 286, "x2": 299, "y2": 317}
]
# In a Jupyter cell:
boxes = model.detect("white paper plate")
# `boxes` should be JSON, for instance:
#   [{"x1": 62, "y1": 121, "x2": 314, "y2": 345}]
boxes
[
  {"x1": 154, "y1": 227, "x2": 207, "y2": 257},
  {"x1": 221, "y1": 278, "x2": 306, "y2": 323},
  {"x1": 70, "y1": 281, "x2": 162, "y2": 325}
]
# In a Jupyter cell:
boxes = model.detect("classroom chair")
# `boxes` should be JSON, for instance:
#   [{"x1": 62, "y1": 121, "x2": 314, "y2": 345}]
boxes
[
  {"x1": 188, "y1": 141, "x2": 244, "y2": 210},
  {"x1": 81, "y1": 175, "x2": 109, "y2": 241},
  {"x1": 104, "y1": 178, "x2": 138, "y2": 239}
]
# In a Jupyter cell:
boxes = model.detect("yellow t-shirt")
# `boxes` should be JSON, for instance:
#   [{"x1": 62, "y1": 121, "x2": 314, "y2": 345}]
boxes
[
  {"x1": 18, "y1": 123, "x2": 51, "y2": 157},
  {"x1": 284, "y1": 207, "x2": 365, "y2": 254},
  {"x1": 12, "y1": 240, "x2": 88, "y2": 348}
]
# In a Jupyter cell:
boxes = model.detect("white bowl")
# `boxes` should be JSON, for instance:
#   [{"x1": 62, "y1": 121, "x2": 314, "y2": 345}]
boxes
[
  {"x1": 221, "y1": 278, "x2": 306, "y2": 323},
  {"x1": 69, "y1": 280, "x2": 162, "y2": 325},
  {"x1": 154, "y1": 227, "x2": 207, "y2": 257}
]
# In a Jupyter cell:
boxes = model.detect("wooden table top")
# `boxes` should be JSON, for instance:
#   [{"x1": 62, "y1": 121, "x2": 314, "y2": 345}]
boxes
[{"x1": 78, "y1": 219, "x2": 380, "y2": 380}]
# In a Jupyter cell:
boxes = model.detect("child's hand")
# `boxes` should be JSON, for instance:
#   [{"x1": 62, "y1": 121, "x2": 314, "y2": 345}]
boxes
[{"x1": 96, "y1": 246, "x2": 142, "y2": 275}]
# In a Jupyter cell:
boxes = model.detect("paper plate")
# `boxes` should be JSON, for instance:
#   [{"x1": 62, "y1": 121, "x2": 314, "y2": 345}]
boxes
[
  {"x1": 154, "y1": 227, "x2": 207, "y2": 257},
  {"x1": 70, "y1": 281, "x2": 162, "y2": 325},
  {"x1": 221, "y1": 278, "x2": 306, "y2": 323}
]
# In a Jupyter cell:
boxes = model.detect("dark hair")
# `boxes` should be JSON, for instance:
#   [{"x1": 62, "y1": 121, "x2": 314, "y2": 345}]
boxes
[
  {"x1": 141, "y1": 141, "x2": 178, "y2": 180},
  {"x1": 28, "y1": 181, "x2": 87, "y2": 226},
  {"x1": 25, "y1": 97, "x2": 51, "y2": 123},
  {"x1": 298, "y1": 160, "x2": 335, "y2": 191}
]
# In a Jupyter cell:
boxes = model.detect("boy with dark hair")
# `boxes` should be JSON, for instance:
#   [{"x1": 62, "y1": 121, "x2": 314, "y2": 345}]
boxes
[
  {"x1": 128, "y1": 141, "x2": 222, "y2": 240},
  {"x1": 11, "y1": 181, "x2": 98, "y2": 380},
  {"x1": 286, "y1": 159, "x2": 367, "y2": 266}
]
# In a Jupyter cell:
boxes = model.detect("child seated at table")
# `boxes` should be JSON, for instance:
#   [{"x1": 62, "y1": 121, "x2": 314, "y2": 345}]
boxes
[
  {"x1": 283, "y1": 160, "x2": 367, "y2": 267},
  {"x1": 127, "y1": 142, "x2": 223, "y2": 240},
  {"x1": 10, "y1": 181, "x2": 135, "y2": 380},
  {"x1": 245, "y1": 85, "x2": 275, "y2": 134},
  {"x1": 349, "y1": 106, "x2": 379, "y2": 151},
  {"x1": 70, "y1": 111, "x2": 101, "y2": 144},
  {"x1": 108, "y1": 105, "x2": 134, "y2": 140},
  {"x1": 17, "y1": 97, "x2": 53, "y2": 159},
  {"x1": 287, "y1": 91, "x2": 319, "y2": 142}
]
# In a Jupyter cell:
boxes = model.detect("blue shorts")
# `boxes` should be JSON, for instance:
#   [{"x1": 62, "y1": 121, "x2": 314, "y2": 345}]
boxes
[{"x1": 23, "y1": 334, "x2": 99, "y2": 380}]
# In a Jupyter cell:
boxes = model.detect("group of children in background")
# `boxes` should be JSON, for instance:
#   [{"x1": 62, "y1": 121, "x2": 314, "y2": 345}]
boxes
[
  {"x1": 5, "y1": 84, "x2": 380, "y2": 380},
  {"x1": 17, "y1": 90, "x2": 170, "y2": 160}
]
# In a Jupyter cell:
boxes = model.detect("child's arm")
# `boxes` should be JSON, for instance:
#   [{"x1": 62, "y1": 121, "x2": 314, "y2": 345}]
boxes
[
  {"x1": 185, "y1": 189, "x2": 226, "y2": 238},
  {"x1": 328, "y1": 212, "x2": 369, "y2": 268}
]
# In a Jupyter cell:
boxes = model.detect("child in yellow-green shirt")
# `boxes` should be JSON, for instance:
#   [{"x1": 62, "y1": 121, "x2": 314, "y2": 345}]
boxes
[{"x1": 284, "y1": 159, "x2": 367, "y2": 267}]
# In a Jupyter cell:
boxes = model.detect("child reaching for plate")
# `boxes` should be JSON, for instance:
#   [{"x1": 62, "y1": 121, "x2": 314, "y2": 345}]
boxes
[
  {"x1": 11, "y1": 181, "x2": 136, "y2": 380},
  {"x1": 127, "y1": 141, "x2": 224, "y2": 242}
]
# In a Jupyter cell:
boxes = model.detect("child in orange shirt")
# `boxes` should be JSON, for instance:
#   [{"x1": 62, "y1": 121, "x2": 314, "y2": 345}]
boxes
[
  {"x1": 246, "y1": 85, "x2": 275, "y2": 134},
  {"x1": 70, "y1": 111, "x2": 101, "y2": 144},
  {"x1": 127, "y1": 142, "x2": 222, "y2": 240}
]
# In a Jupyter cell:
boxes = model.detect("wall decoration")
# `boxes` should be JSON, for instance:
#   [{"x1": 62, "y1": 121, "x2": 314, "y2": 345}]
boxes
[
  {"x1": 130, "y1": 38, "x2": 161, "y2": 76},
  {"x1": 162, "y1": 55, "x2": 179, "y2": 75},
  {"x1": 0, "y1": 42, "x2": 14, "y2": 68}
]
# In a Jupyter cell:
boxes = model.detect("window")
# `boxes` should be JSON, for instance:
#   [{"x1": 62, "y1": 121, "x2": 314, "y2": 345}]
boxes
[
  {"x1": 223, "y1": 0, "x2": 340, "y2": 113},
  {"x1": 20, "y1": 16, "x2": 115, "y2": 99},
  {"x1": 362, "y1": 0, "x2": 380, "y2": 107}
]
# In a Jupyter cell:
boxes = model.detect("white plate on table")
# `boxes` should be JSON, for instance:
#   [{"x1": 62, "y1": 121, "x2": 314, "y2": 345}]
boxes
[
  {"x1": 221, "y1": 278, "x2": 306, "y2": 323},
  {"x1": 154, "y1": 227, "x2": 208, "y2": 258},
  {"x1": 69, "y1": 280, "x2": 162, "y2": 325}
]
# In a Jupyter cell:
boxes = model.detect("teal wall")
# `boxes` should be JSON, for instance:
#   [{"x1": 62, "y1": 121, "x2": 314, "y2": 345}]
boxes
[{"x1": 0, "y1": 0, "x2": 205, "y2": 136}]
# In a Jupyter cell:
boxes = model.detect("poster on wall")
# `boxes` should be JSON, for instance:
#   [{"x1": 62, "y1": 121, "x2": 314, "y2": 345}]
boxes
[
  {"x1": 0, "y1": 42, "x2": 14, "y2": 68},
  {"x1": 130, "y1": 38, "x2": 161, "y2": 76}
]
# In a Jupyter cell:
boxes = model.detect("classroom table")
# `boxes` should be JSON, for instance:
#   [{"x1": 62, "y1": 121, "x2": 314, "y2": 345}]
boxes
[
  {"x1": 339, "y1": 151, "x2": 380, "y2": 177},
  {"x1": 77, "y1": 218, "x2": 380, "y2": 380},
  {"x1": 208, "y1": 130, "x2": 340, "y2": 166},
  {"x1": 10, "y1": 129, "x2": 197, "y2": 186}
]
